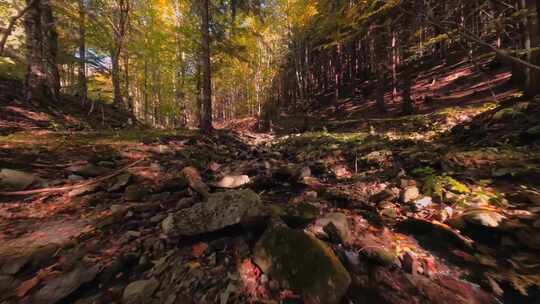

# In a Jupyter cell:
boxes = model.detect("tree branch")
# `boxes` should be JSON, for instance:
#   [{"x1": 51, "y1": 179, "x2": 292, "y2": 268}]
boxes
[{"x1": 0, "y1": 0, "x2": 37, "y2": 56}]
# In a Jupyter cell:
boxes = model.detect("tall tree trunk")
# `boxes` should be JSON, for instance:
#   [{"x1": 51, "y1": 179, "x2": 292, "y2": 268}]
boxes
[
  {"x1": 24, "y1": 0, "x2": 60, "y2": 105},
  {"x1": 111, "y1": 50, "x2": 123, "y2": 106},
  {"x1": 199, "y1": 0, "x2": 213, "y2": 132},
  {"x1": 77, "y1": 0, "x2": 87, "y2": 103},
  {"x1": 524, "y1": 0, "x2": 540, "y2": 97}
]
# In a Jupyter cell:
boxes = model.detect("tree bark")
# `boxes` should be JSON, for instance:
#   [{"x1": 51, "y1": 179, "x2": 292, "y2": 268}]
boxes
[
  {"x1": 199, "y1": 0, "x2": 213, "y2": 132},
  {"x1": 77, "y1": 0, "x2": 87, "y2": 103},
  {"x1": 24, "y1": 0, "x2": 60, "y2": 105},
  {"x1": 524, "y1": 0, "x2": 540, "y2": 97}
]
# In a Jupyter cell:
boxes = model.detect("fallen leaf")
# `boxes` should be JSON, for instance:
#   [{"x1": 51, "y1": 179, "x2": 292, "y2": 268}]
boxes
[{"x1": 192, "y1": 242, "x2": 208, "y2": 258}]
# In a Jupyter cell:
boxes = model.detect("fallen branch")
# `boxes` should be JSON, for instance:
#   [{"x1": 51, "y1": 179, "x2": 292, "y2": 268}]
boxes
[{"x1": 0, "y1": 158, "x2": 145, "y2": 196}]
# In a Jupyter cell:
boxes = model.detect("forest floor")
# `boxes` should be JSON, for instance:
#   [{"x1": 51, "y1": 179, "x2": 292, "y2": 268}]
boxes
[{"x1": 1, "y1": 60, "x2": 540, "y2": 304}]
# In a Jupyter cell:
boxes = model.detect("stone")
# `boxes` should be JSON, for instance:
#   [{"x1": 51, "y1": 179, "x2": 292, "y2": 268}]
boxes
[
  {"x1": 107, "y1": 173, "x2": 132, "y2": 192},
  {"x1": 516, "y1": 229, "x2": 540, "y2": 250},
  {"x1": 401, "y1": 186, "x2": 420, "y2": 203},
  {"x1": 463, "y1": 209, "x2": 505, "y2": 228},
  {"x1": 523, "y1": 190, "x2": 540, "y2": 205},
  {"x1": 124, "y1": 185, "x2": 148, "y2": 201},
  {"x1": 253, "y1": 223, "x2": 351, "y2": 304},
  {"x1": 0, "y1": 168, "x2": 36, "y2": 191},
  {"x1": 68, "y1": 164, "x2": 109, "y2": 178},
  {"x1": 165, "y1": 189, "x2": 268, "y2": 236},
  {"x1": 315, "y1": 212, "x2": 350, "y2": 243},
  {"x1": 270, "y1": 202, "x2": 319, "y2": 227},
  {"x1": 161, "y1": 214, "x2": 175, "y2": 235},
  {"x1": 370, "y1": 189, "x2": 396, "y2": 203},
  {"x1": 32, "y1": 264, "x2": 99, "y2": 304},
  {"x1": 212, "y1": 175, "x2": 251, "y2": 189},
  {"x1": 68, "y1": 184, "x2": 100, "y2": 198},
  {"x1": 122, "y1": 278, "x2": 160, "y2": 304},
  {"x1": 67, "y1": 174, "x2": 85, "y2": 181},
  {"x1": 159, "y1": 177, "x2": 188, "y2": 192},
  {"x1": 413, "y1": 197, "x2": 433, "y2": 210}
]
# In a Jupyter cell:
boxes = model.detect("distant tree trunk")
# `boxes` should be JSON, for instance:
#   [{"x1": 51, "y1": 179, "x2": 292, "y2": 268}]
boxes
[
  {"x1": 400, "y1": 14, "x2": 415, "y2": 115},
  {"x1": 199, "y1": 0, "x2": 213, "y2": 132},
  {"x1": 24, "y1": 0, "x2": 60, "y2": 105},
  {"x1": 77, "y1": 0, "x2": 87, "y2": 103},
  {"x1": 523, "y1": 0, "x2": 540, "y2": 97},
  {"x1": 373, "y1": 30, "x2": 388, "y2": 113}
]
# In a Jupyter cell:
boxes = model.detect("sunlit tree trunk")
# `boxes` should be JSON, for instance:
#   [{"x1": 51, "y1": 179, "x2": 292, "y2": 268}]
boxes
[
  {"x1": 77, "y1": 0, "x2": 87, "y2": 103},
  {"x1": 199, "y1": 0, "x2": 213, "y2": 132}
]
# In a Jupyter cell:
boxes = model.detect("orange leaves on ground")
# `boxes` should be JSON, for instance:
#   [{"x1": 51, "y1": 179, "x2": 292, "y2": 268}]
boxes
[
  {"x1": 192, "y1": 242, "x2": 208, "y2": 258},
  {"x1": 16, "y1": 267, "x2": 56, "y2": 298}
]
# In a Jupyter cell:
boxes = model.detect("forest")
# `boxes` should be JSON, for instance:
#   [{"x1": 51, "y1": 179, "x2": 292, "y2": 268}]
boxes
[{"x1": 1, "y1": 0, "x2": 540, "y2": 303}]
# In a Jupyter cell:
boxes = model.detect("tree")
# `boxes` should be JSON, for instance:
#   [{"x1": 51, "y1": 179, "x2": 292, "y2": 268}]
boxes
[
  {"x1": 523, "y1": 0, "x2": 540, "y2": 97},
  {"x1": 199, "y1": 0, "x2": 213, "y2": 132},
  {"x1": 24, "y1": 0, "x2": 60, "y2": 105},
  {"x1": 77, "y1": 0, "x2": 87, "y2": 103}
]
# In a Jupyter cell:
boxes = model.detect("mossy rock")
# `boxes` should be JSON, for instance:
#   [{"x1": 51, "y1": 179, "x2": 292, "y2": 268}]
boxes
[
  {"x1": 422, "y1": 175, "x2": 469, "y2": 201},
  {"x1": 253, "y1": 224, "x2": 351, "y2": 304},
  {"x1": 270, "y1": 202, "x2": 319, "y2": 227},
  {"x1": 124, "y1": 185, "x2": 148, "y2": 201}
]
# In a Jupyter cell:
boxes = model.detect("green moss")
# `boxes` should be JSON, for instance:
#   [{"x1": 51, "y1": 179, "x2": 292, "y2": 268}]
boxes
[
  {"x1": 254, "y1": 226, "x2": 350, "y2": 304},
  {"x1": 270, "y1": 203, "x2": 319, "y2": 227},
  {"x1": 422, "y1": 175, "x2": 470, "y2": 199}
]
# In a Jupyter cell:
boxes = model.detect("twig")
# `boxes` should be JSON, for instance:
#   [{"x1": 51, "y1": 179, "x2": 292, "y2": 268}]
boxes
[{"x1": 0, "y1": 158, "x2": 145, "y2": 196}]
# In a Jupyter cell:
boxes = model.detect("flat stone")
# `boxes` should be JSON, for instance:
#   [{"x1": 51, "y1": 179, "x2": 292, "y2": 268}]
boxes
[{"x1": 165, "y1": 189, "x2": 267, "y2": 236}]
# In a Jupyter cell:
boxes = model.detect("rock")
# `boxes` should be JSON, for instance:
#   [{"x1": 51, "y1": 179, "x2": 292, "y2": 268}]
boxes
[
  {"x1": 516, "y1": 229, "x2": 540, "y2": 250},
  {"x1": 315, "y1": 213, "x2": 350, "y2": 243},
  {"x1": 0, "y1": 168, "x2": 36, "y2": 190},
  {"x1": 161, "y1": 214, "x2": 175, "y2": 234},
  {"x1": 212, "y1": 175, "x2": 250, "y2": 189},
  {"x1": 462, "y1": 209, "x2": 505, "y2": 228},
  {"x1": 159, "y1": 177, "x2": 188, "y2": 192},
  {"x1": 124, "y1": 185, "x2": 148, "y2": 201},
  {"x1": 253, "y1": 223, "x2": 351, "y2": 304},
  {"x1": 181, "y1": 166, "x2": 210, "y2": 197},
  {"x1": 67, "y1": 174, "x2": 85, "y2": 181},
  {"x1": 413, "y1": 197, "x2": 432, "y2": 210},
  {"x1": 165, "y1": 189, "x2": 267, "y2": 236},
  {"x1": 401, "y1": 250, "x2": 419, "y2": 275},
  {"x1": 523, "y1": 190, "x2": 540, "y2": 205},
  {"x1": 274, "y1": 164, "x2": 311, "y2": 182},
  {"x1": 107, "y1": 173, "x2": 132, "y2": 192},
  {"x1": 32, "y1": 264, "x2": 99, "y2": 304},
  {"x1": 0, "y1": 274, "x2": 16, "y2": 296},
  {"x1": 110, "y1": 204, "x2": 128, "y2": 216},
  {"x1": 150, "y1": 213, "x2": 166, "y2": 223},
  {"x1": 270, "y1": 202, "x2": 319, "y2": 227},
  {"x1": 370, "y1": 189, "x2": 396, "y2": 203},
  {"x1": 122, "y1": 278, "x2": 159, "y2": 304},
  {"x1": 525, "y1": 125, "x2": 540, "y2": 136},
  {"x1": 68, "y1": 184, "x2": 100, "y2": 198},
  {"x1": 68, "y1": 164, "x2": 109, "y2": 178},
  {"x1": 330, "y1": 164, "x2": 352, "y2": 179},
  {"x1": 401, "y1": 186, "x2": 420, "y2": 203}
]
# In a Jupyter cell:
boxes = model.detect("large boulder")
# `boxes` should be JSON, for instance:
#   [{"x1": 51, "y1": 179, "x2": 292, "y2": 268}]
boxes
[
  {"x1": 163, "y1": 189, "x2": 267, "y2": 236},
  {"x1": 253, "y1": 222, "x2": 351, "y2": 304}
]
